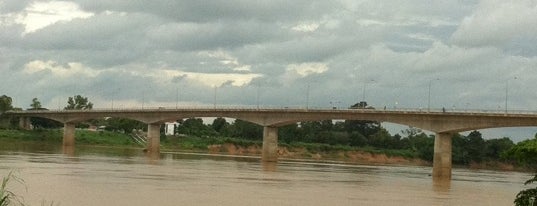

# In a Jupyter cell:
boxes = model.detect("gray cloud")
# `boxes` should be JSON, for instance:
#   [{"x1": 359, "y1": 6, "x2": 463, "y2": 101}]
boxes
[{"x1": 1, "y1": 0, "x2": 537, "y2": 140}]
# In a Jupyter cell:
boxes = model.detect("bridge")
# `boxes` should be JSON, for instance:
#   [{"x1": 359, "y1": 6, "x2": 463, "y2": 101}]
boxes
[{"x1": 6, "y1": 107, "x2": 537, "y2": 180}]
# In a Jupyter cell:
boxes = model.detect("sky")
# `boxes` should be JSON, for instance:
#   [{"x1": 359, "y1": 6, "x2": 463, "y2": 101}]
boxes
[{"x1": 1, "y1": 0, "x2": 537, "y2": 140}]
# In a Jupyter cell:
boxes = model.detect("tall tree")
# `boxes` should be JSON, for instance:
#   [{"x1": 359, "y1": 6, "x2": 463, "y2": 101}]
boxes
[
  {"x1": 0, "y1": 95, "x2": 13, "y2": 113},
  {"x1": 30, "y1": 98, "x2": 42, "y2": 110},
  {"x1": 65, "y1": 95, "x2": 93, "y2": 110},
  {"x1": 211, "y1": 117, "x2": 229, "y2": 133}
]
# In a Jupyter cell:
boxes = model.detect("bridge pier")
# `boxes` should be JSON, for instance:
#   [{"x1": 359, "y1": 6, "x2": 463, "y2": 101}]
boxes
[
  {"x1": 262, "y1": 126, "x2": 278, "y2": 162},
  {"x1": 19, "y1": 117, "x2": 31, "y2": 130},
  {"x1": 63, "y1": 123, "x2": 76, "y2": 147},
  {"x1": 146, "y1": 123, "x2": 161, "y2": 154},
  {"x1": 432, "y1": 132, "x2": 453, "y2": 181}
]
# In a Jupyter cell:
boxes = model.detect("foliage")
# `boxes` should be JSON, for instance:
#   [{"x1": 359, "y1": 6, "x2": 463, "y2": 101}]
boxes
[
  {"x1": 0, "y1": 95, "x2": 13, "y2": 113},
  {"x1": 0, "y1": 171, "x2": 25, "y2": 206},
  {"x1": 105, "y1": 118, "x2": 146, "y2": 134},
  {"x1": 76, "y1": 130, "x2": 136, "y2": 146},
  {"x1": 30, "y1": 116, "x2": 63, "y2": 129},
  {"x1": 504, "y1": 138, "x2": 537, "y2": 169},
  {"x1": 211, "y1": 117, "x2": 229, "y2": 134},
  {"x1": 176, "y1": 118, "x2": 217, "y2": 137},
  {"x1": 30, "y1": 98, "x2": 42, "y2": 110},
  {"x1": 64, "y1": 95, "x2": 93, "y2": 110},
  {"x1": 227, "y1": 119, "x2": 262, "y2": 140},
  {"x1": 515, "y1": 174, "x2": 537, "y2": 206}
]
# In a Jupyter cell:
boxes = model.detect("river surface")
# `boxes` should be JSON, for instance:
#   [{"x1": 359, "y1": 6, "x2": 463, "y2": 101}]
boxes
[{"x1": 0, "y1": 142, "x2": 531, "y2": 206}]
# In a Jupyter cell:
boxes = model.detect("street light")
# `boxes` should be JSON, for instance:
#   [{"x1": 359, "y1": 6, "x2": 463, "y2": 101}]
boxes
[
  {"x1": 213, "y1": 86, "x2": 217, "y2": 109},
  {"x1": 306, "y1": 82, "x2": 310, "y2": 110},
  {"x1": 505, "y1": 77, "x2": 518, "y2": 114},
  {"x1": 362, "y1": 79, "x2": 376, "y2": 102},
  {"x1": 427, "y1": 78, "x2": 440, "y2": 112}
]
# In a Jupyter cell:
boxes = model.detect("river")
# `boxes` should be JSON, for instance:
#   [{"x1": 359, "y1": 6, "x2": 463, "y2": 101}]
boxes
[{"x1": 0, "y1": 142, "x2": 531, "y2": 206}]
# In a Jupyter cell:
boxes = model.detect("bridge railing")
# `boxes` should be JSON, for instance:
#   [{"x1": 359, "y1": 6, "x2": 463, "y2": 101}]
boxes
[{"x1": 6, "y1": 105, "x2": 537, "y2": 115}]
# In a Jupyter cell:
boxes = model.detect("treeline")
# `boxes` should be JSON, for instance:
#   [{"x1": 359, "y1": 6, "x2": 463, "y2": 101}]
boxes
[{"x1": 174, "y1": 117, "x2": 525, "y2": 166}]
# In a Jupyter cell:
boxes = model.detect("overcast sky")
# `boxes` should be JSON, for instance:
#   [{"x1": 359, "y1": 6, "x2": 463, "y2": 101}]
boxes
[{"x1": 1, "y1": 1, "x2": 537, "y2": 140}]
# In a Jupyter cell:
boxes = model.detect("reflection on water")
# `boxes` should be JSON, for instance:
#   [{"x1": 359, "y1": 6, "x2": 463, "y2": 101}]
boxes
[
  {"x1": 62, "y1": 145, "x2": 75, "y2": 156},
  {"x1": 0, "y1": 142, "x2": 531, "y2": 206}
]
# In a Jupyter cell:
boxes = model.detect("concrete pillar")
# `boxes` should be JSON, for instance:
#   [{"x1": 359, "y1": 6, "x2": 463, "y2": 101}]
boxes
[
  {"x1": 262, "y1": 126, "x2": 278, "y2": 162},
  {"x1": 432, "y1": 132, "x2": 453, "y2": 181},
  {"x1": 63, "y1": 123, "x2": 76, "y2": 147},
  {"x1": 146, "y1": 123, "x2": 161, "y2": 154},
  {"x1": 19, "y1": 117, "x2": 31, "y2": 130}
]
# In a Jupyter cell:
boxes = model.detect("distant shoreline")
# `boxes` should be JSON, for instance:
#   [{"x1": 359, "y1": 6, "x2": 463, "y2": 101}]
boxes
[{"x1": 0, "y1": 129, "x2": 525, "y2": 172}]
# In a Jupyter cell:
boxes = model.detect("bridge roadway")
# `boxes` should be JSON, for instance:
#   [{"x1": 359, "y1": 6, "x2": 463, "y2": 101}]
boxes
[{"x1": 7, "y1": 107, "x2": 537, "y2": 180}]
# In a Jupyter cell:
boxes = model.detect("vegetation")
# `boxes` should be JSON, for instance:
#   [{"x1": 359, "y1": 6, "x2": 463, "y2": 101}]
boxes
[
  {"x1": 515, "y1": 174, "x2": 537, "y2": 206},
  {"x1": 0, "y1": 171, "x2": 24, "y2": 206},
  {"x1": 64, "y1": 95, "x2": 93, "y2": 110}
]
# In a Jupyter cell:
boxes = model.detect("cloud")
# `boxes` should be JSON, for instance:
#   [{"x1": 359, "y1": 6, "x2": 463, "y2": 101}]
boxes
[
  {"x1": 23, "y1": 60, "x2": 100, "y2": 77},
  {"x1": 15, "y1": 1, "x2": 94, "y2": 34},
  {"x1": 286, "y1": 62, "x2": 329, "y2": 77},
  {"x1": 452, "y1": 0, "x2": 537, "y2": 48},
  {"x1": 2, "y1": 0, "x2": 537, "y2": 139}
]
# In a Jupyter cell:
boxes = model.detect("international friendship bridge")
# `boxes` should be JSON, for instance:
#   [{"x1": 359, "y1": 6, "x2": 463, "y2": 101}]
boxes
[{"x1": 6, "y1": 107, "x2": 537, "y2": 180}]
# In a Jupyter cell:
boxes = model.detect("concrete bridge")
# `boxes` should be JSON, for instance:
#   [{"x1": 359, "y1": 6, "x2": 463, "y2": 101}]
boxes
[{"x1": 6, "y1": 107, "x2": 537, "y2": 180}]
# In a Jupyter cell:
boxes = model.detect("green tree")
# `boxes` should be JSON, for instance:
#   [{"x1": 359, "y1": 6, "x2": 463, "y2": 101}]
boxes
[
  {"x1": 0, "y1": 95, "x2": 13, "y2": 113},
  {"x1": 105, "y1": 118, "x2": 146, "y2": 134},
  {"x1": 65, "y1": 95, "x2": 93, "y2": 110},
  {"x1": 229, "y1": 119, "x2": 262, "y2": 140},
  {"x1": 176, "y1": 118, "x2": 215, "y2": 136},
  {"x1": 514, "y1": 174, "x2": 537, "y2": 206},
  {"x1": 30, "y1": 98, "x2": 42, "y2": 110},
  {"x1": 485, "y1": 137, "x2": 514, "y2": 160},
  {"x1": 465, "y1": 130, "x2": 486, "y2": 163},
  {"x1": 504, "y1": 138, "x2": 537, "y2": 169},
  {"x1": 211, "y1": 117, "x2": 229, "y2": 134},
  {"x1": 279, "y1": 123, "x2": 301, "y2": 144},
  {"x1": 343, "y1": 120, "x2": 381, "y2": 137}
]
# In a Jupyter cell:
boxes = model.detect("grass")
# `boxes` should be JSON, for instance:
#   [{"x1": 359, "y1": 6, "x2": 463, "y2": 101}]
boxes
[
  {"x1": 0, "y1": 129, "x2": 418, "y2": 161},
  {"x1": 0, "y1": 171, "x2": 25, "y2": 206},
  {"x1": 0, "y1": 129, "x2": 138, "y2": 147}
]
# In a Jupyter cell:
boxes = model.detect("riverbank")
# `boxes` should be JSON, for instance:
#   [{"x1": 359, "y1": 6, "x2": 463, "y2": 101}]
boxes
[{"x1": 0, "y1": 129, "x2": 519, "y2": 170}]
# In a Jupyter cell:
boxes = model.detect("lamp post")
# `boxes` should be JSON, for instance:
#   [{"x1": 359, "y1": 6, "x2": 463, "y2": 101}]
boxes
[
  {"x1": 362, "y1": 79, "x2": 375, "y2": 102},
  {"x1": 427, "y1": 78, "x2": 439, "y2": 112},
  {"x1": 213, "y1": 86, "x2": 217, "y2": 109},
  {"x1": 256, "y1": 82, "x2": 260, "y2": 109},
  {"x1": 306, "y1": 82, "x2": 310, "y2": 110},
  {"x1": 505, "y1": 77, "x2": 518, "y2": 114}
]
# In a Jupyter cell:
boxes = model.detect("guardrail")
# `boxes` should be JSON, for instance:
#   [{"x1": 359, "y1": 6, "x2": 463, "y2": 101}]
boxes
[{"x1": 6, "y1": 106, "x2": 537, "y2": 115}]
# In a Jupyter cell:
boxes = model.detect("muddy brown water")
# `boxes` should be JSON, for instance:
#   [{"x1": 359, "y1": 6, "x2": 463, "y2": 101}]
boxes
[{"x1": 0, "y1": 143, "x2": 531, "y2": 206}]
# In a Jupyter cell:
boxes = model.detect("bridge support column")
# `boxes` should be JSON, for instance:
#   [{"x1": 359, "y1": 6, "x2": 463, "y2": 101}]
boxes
[
  {"x1": 433, "y1": 132, "x2": 453, "y2": 181},
  {"x1": 146, "y1": 123, "x2": 161, "y2": 154},
  {"x1": 63, "y1": 123, "x2": 76, "y2": 147},
  {"x1": 19, "y1": 117, "x2": 31, "y2": 130},
  {"x1": 262, "y1": 126, "x2": 278, "y2": 162}
]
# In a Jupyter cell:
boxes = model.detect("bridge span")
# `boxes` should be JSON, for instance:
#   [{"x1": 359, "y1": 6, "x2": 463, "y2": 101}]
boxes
[{"x1": 6, "y1": 107, "x2": 537, "y2": 180}]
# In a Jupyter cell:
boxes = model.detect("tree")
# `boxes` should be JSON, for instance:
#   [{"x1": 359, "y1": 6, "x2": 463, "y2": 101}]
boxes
[
  {"x1": 229, "y1": 119, "x2": 262, "y2": 140},
  {"x1": 485, "y1": 137, "x2": 514, "y2": 160},
  {"x1": 29, "y1": 98, "x2": 42, "y2": 110},
  {"x1": 514, "y1": 174, "x2": 537, "y2": 206},
  {"x1": 211, "y1": 117, "x2": 229, "y2": 134},
  {"x1": 105, "y1": 118, "x2": 146, "y2": 134},
  {"x1": 504, "y1": 138, "x2": 537, "y2": 169},
  {"x1": 65, "y1": 95, "x2": 93, "y2": 110},
  {"x1": 0, "y1": 95, "x2": 13, "y2": 113},
  {"x1": 344, "y1": 120, "x2": 381, "y2": 137},
  {"x1": 465, "y1": 130, "x2": 486, "y2": 163}
]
